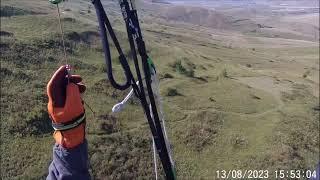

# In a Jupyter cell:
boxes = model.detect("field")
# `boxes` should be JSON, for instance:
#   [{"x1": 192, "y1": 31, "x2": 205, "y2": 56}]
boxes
[{"x1": 0, "y1": 0, "x2": 319, "y2": 179}]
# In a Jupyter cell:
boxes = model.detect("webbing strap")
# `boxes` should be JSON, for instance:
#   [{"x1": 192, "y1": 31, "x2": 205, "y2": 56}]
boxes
[{"x1": 52, "y1": 113, "x2": 86, "y2": 131}]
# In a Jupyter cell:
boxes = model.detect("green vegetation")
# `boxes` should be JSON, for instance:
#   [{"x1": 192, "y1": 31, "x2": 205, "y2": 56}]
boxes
[
  {"x1": 1, "y1": 0, "x2": 319, "y2": 179},
  {"x1": 170, "y1": 60, "x2": 195, "y2": 77}
]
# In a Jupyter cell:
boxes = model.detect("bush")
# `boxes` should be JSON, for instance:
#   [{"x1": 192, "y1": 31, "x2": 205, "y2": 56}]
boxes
[
  {"x1": 91, "y1": 79, "x2": 113, "y2": 95},
  {"x1": 220, "y1": 68, "x2": 228, "y2": 78},
  {"x1": 0, "y1": 67, "x2": 13, "y2": 77},
  {"x1": 250, "y1": 94, "x2": 261, "y2": 100},
  {"x1": 179, "y1": 111, "x2": 224, "y2": 152},
  {"x1": 173, "y1": 60, "x2": 186, "y2": 73},
  {"x1": 170, "y1": 60, "x2": 195, "y2": 77},
  {"x1": 97, "y1": 114, "x2": 119, "y2": 134},
  {"x1": 230, "y1": 133, "x2": 248, "y2": 148},
  {"x1": 63, "y1": 17, "x2": 76, "y2": 22},
  {"x1": 66, "y1": 32, "x2": 82, "y2": 42},
  {"x1": 185, "y1": 69, "x2": 194, "y2": 77},
  {"x1": 0, "y1": 6, "x2": 35, "y2": 17},
  {"x1": 166, "y1": 88, "x2": 181, "y2": 96},
  {"x1": 199, "y1": 65, "x2": 207, "y2": 70},
  {"x1": 0, "y1": 31, "x2": 13, "y2": 37},
  {"x1": 302, "y1": 70, "x2": 310, "y2": 78},
  {"x1": 99, "y1": 64, "x2": 107, "y2": 73},
  {"x1": 163, "y1": 73, "x2": 174, "y2": 79}
]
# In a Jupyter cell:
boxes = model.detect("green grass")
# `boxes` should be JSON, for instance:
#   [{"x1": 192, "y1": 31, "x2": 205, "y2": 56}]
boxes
[{"x1": 1, "y1": 0, "x2": 319, "y2": 179}]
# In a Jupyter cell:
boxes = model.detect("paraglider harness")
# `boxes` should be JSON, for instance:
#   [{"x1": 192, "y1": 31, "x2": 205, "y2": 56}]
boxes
[{"x1": 91, "y1": 0, "x2": 177, "y2": 179}]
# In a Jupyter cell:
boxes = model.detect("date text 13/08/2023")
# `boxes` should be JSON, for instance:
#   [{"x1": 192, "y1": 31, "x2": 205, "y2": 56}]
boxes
[{"x1": 216, "y1": 170, "x2": 318, "y2": 179}]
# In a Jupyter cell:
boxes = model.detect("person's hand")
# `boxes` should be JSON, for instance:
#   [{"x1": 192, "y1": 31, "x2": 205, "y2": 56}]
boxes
[{"x1": 47, "y1": 65, "x2": 86, "y2": 149}]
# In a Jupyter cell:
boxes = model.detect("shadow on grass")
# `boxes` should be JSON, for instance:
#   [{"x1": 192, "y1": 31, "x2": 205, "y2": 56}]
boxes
[{"x1": 0, "y1": 6, "x2": 46, "y2": 17}]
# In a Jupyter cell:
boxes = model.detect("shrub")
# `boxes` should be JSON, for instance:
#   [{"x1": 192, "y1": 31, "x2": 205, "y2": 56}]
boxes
[
  {"x1": 0, "y1": 31, "x2": 13, "y2": 37},
  {"x1": 173, "y1": 60, "x2": 186, "y2": 73},
  {"x1": 63, "y1": 17, "x2": 76, "y2": 22},
  {"x1": 163, "y1": 73, "x2": 174, "y2": 79},
  {"x1": 91, "y1": 79, "x2": 113, "y2": 95},
  {"x1": 97, "y1": 114, "x2": 119, "y2": 134},
  {"x1": 66, "y1": 32, "x2": 82, "y2": 42},
  {"x1": 209, "y1": 97, "x2": 216, "y2": 102},
  {"x1": 251, "y1": 94, "x2": 261, "y2": 100},
  {"x1": 220, "y1": 68, "x2": 228, "y2": 78},
  {"x1": 230, "y1": 133, "x2": 248, "y2": 148},
  {"x1": 99, "y1": 64, "x2": 107, "y2": 73},
  {"x1": 302, "y1": 70, "x2": 310, "y2": 78},
  {"x1": 0, "y1": 6, "x2": 34, "y2": 17},
  {"x1": 80, "y1": 31, "x2": 100, "y2": 44},
  {"x1": 179, "y1": 111, "x2": 224, "y2": 152},
  {"x1": 170, "y1": 60, "x2": 195, "y2": 77},
  {"x1": 0, "y1": 67, "x2": 13, "y2": 77},
  {"x1": 166, "y1": 88, "x2": 181, "y2": 96},
  {"x1": 185, "y1": 68, "x2": 194, "y2": 77},
  {"x1": 186, "y1": 60, "x2": 196, "y2": 69},
  {"x1": 312, "y1": 105, "x2": 320, "y2": 111},
  {"x1": 199, "y1": 65, "x2": 207, "y2": 70}
]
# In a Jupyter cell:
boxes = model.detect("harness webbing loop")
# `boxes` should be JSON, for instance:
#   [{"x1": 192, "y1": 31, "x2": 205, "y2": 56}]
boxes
[{"x1": 51, "y1": 113, "x2": 86, "y2": 131}]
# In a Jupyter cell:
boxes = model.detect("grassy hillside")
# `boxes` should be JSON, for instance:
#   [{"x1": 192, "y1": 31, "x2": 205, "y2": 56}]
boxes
[{"x1": 1, "y1": 0, "x2": 319, "y2": 179}]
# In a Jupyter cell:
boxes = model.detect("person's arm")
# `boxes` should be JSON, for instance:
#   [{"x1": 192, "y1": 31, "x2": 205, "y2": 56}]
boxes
[
  {"x1": 46, "y1": 66, "x2": 90, "y2": 180},
  {"x1": 47, "y1": 141, "x2": 90, "y2": 180}
]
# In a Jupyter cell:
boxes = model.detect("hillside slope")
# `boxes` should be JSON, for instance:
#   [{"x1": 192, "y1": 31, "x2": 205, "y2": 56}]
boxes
[{"x1": 144, "y1": 0, "x2": 319, "y2": 41}]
